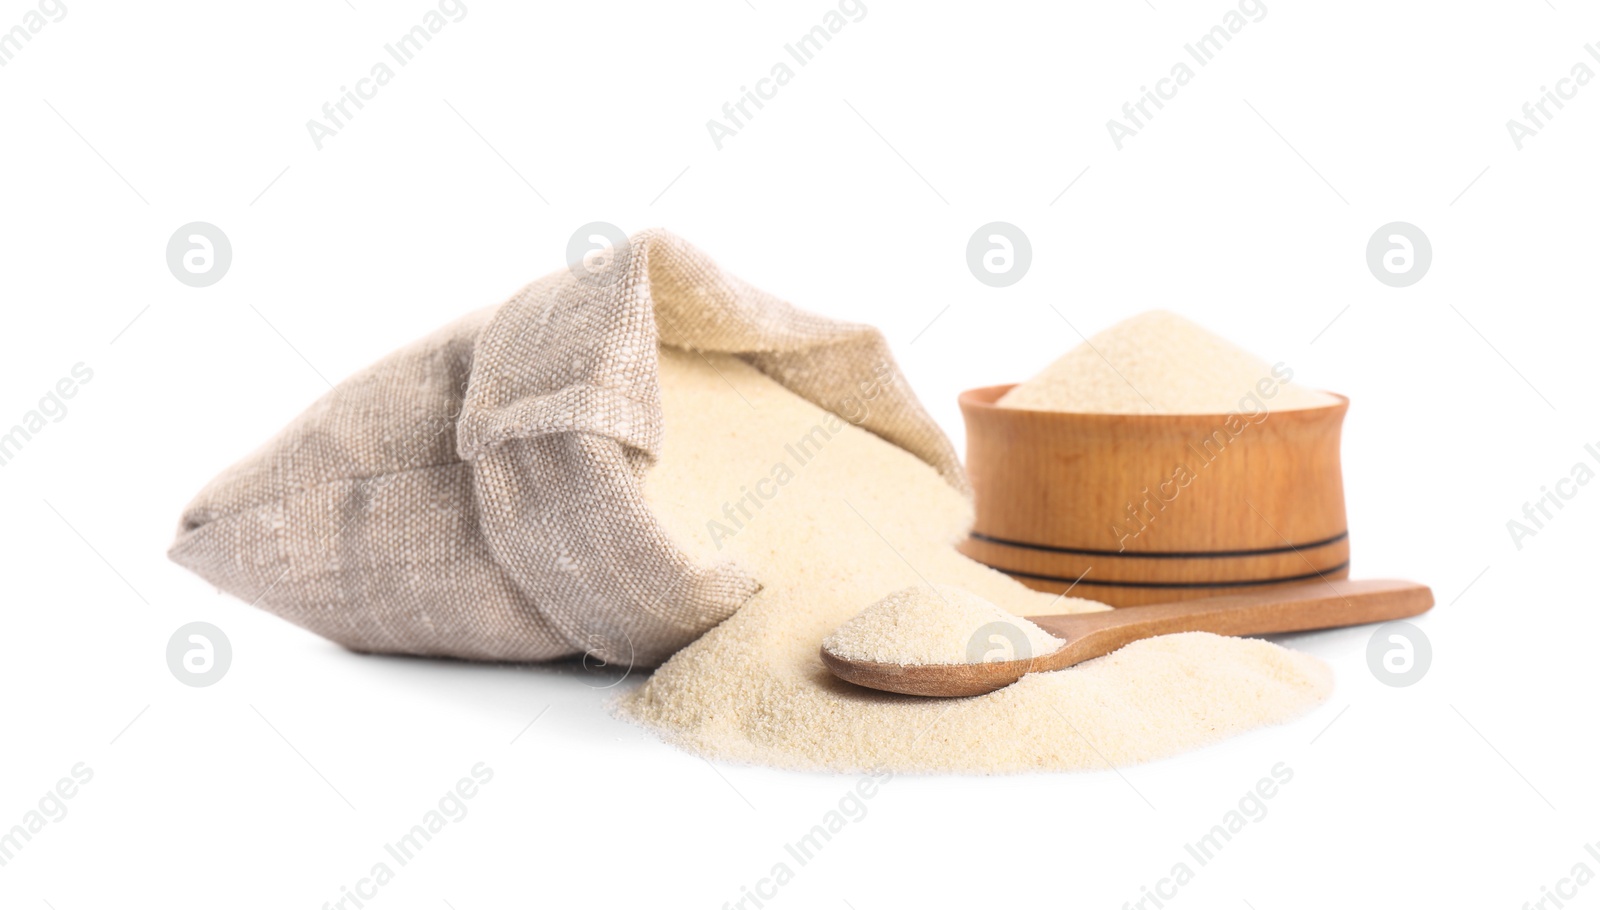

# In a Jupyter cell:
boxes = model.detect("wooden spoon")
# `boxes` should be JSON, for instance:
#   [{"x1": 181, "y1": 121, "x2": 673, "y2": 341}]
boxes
[{"x1": 821, "y1": 578, "x2": 1433, "y2": 697}]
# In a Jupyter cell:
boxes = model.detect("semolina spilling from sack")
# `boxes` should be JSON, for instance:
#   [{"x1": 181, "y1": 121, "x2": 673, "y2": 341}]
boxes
[
  {"x1": 168, "y1": 230, "x2": 964, "y2": 668},
  {"x1": 998, "y1": 310, "x2": 1338, "y2": 414},
  {"x1": 617, "y1": 347, "x2": 1332, "y2": 773}
]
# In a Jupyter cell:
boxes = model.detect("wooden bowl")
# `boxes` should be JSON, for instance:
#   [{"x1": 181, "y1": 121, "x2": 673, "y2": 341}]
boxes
[{"x1": 955, "y1": 384, "x2": 1350, "y2": 606}]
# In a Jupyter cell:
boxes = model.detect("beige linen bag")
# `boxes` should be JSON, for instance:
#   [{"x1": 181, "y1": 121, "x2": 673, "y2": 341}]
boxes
[{"x1": 170, "y1": 229, "x2": 965, "y2": 667}]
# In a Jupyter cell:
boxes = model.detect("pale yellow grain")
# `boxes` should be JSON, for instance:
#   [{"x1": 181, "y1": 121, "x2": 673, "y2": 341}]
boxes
[
  {"x1": 998, "y1": 310, "x2": 1338, "y2": 414},
  {"x1": 616, "y1": 347, "x2": 1331, "y2": 773},
  {"x1": 823, "y1": 584, "x2": 1064, "y2": 666}
]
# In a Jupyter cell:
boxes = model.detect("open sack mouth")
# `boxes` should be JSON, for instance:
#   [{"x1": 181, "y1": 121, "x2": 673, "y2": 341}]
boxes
[{"x1": 168, "y1": 229, "x2": 963, "y2": 669}]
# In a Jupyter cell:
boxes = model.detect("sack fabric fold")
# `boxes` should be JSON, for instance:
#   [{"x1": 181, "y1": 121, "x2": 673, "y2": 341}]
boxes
[{"x1": 169, "y1": 229, "x2": 966, "y2": 666}]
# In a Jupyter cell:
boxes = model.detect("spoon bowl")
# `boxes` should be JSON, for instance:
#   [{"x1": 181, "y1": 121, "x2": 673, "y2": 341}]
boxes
[{"x1": 821, "y1": 578, "x2": 1433, "y2": 697}]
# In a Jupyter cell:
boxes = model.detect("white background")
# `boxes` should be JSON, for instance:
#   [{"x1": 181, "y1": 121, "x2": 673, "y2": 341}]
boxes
[{"x1": 2, "y1": 0, "x2": 1597, "y2": 907}]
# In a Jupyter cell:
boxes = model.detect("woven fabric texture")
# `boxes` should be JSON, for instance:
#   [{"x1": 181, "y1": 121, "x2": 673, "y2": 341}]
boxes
[{"x1": 169, "y1": 229, "x2": 966, "y2": 666}]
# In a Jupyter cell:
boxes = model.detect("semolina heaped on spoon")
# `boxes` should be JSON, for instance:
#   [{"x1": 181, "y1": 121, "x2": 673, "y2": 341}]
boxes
[{"x1": 823, "y1": 584, "x2": 1064, "y2": 666}]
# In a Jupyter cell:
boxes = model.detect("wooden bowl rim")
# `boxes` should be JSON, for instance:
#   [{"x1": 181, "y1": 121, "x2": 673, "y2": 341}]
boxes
[{"x1": 959, "y1": 383, "x2": 1350, "y2": 425}]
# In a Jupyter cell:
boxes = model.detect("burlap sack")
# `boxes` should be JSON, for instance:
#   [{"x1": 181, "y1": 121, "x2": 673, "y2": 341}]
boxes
[{"x1": 170, "y1": 229, "x2": 966, "y2": 667}]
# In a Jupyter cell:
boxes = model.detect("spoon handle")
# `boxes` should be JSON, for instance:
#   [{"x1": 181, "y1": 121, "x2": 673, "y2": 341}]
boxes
[{"x1": 1029, "y1": 578, "x2": 1434, "y2": 669}]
